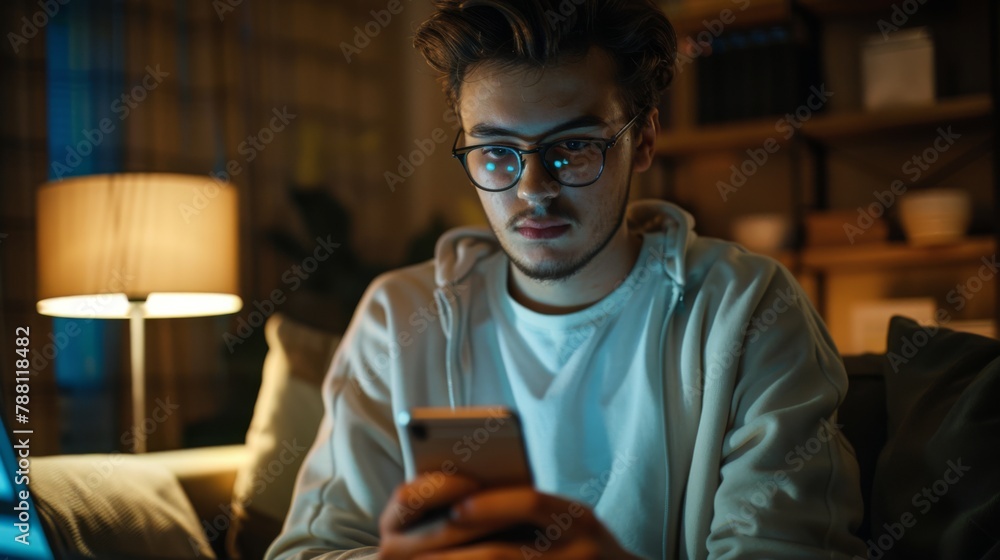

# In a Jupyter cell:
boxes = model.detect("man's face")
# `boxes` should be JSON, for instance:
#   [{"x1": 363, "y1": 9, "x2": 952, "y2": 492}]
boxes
[{"x1": 457, "y1": 48, "x2": 645, "y2": 282}]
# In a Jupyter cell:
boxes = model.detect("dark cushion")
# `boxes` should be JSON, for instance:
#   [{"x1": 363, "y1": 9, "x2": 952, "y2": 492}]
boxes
[
  {"x1": 868, "y1": 316, "x2": 1000, "y2": 560},
  {"x1": 840, "y1": 353, "x2": 888, "y2": 543}
]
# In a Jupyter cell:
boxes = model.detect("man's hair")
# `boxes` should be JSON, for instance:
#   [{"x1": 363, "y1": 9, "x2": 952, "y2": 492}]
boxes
[{"x1": 413, "y1": 0, "x2": 677, "y2": 124}]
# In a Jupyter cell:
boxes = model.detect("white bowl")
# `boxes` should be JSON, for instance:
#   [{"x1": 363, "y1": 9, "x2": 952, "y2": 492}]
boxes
[
  {"x1": 731, "y1": 213, "x2": 791, "y2": 253},
  {"x1": 899, "y1": 189, "x2": 971, "y2": 246}
]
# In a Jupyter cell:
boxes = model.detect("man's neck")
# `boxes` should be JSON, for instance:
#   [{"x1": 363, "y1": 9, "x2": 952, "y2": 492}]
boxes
[{"x1": 508, "y1": 229, "x2": 643, "y2": 314}]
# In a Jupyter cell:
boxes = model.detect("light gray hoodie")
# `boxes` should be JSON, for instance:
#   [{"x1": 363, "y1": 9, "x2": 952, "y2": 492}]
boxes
[{"x1": 266, "y1": 200, "x2": 867, "y2": 559}]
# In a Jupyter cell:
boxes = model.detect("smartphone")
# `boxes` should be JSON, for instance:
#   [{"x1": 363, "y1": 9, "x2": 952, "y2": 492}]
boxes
[
  {"x1": 397, "y1": 406, "x2": 536, "y2": 539},
  {"x1": 398, "y1": 405, "x2": 533, "y2": 488}
]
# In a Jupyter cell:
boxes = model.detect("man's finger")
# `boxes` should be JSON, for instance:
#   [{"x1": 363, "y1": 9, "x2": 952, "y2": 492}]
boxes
[
  {"x1": 449, "y1": 486, "x2": 594, "y2": 536},
  {"x1": 412, "y1": 542, "x2": 524, "y2": 560},
  {"x1": 380, "y1": 473, "x2": 480, "y2": 533},
  {"x1": 412, "y1": 537, "x2": 603, "y2": 560}
]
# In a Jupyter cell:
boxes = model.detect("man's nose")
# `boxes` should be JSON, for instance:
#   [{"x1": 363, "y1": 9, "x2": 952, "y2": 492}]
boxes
[{"x1": 517, "y1": 154, "x2": 560, "y2": 205}]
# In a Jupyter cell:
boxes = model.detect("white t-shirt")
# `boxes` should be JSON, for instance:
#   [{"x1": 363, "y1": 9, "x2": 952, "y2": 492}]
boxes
[{"x1": 468, "y1": 233, "x2": 674, "y2": 552}]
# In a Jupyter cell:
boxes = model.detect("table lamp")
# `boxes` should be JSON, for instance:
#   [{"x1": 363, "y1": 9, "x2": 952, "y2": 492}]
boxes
[{"x1": 36, "y1": 173, "x2": 242, "y2": 453}]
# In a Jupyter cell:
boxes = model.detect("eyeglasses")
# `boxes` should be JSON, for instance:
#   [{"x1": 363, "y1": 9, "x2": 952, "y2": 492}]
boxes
[{"x1": 451, "y1": 113, "x2": 644, "y2": 192}]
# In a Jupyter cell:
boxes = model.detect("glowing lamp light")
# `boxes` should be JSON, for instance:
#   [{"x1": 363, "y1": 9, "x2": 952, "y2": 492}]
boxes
[{"x1": 36, "y1": 173, "x2": 242, "y2": 452}]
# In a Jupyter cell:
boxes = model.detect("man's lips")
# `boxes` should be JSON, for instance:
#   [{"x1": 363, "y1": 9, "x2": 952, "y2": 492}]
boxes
[{"x1": 514, "y1": 219, "x2": 571, "y2": 240}]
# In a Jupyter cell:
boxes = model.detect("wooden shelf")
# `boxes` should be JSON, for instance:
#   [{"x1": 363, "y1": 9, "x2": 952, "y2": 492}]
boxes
[
  {"x1": 656, "y1": 94, "x2": 993, "y2": 156},
  {"x1": 796, "y1": 0, "x2": 905, "y2": 18},
  {"x1": 801, "y1": 94, "x2": 993, "y2": 142},
  {"x1": 663, "y1": 0, "x2": 791, "y2": 35},
  {"x1": 656, "y1": 118, "x2": 793, "y2": 156},
  {"x1": 663, "y1": 0, "x2": 914, "y2": 38},
  {"x1": 800, "y1": 236, "x2": 997, "y2": 272}
]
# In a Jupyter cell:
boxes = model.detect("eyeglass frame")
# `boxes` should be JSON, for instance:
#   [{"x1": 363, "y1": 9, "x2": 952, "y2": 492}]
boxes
[{"x1": 450, "y1": 112, "x2": 646, "y2": 192}]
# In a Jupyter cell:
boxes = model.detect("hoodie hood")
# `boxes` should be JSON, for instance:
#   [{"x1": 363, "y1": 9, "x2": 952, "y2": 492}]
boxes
[{"x1": 430, "y1": 199, "x2": 697, "y2": 407}]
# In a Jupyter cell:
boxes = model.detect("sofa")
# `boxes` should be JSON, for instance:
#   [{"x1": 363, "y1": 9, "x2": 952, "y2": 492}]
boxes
[
  {"x1": 33, "y1": 312, "x2": 335, "y2": 560},
  {"x1": 31, "y1": 314, "x2": 1000, "y2": 559}
]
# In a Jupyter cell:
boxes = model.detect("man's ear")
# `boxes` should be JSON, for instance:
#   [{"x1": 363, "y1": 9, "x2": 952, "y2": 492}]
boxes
[{"x1": 631, "y1": 108, "x2": 660, "y2": 173}]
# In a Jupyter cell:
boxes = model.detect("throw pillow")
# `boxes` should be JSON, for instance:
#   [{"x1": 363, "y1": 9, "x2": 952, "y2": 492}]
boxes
[
  {"x1": 227, "y1": 312, "x2": 338, "y2": 559},
  {"x1": 31, "y1": 453, "x2": 216, "y2": 559},
  {"x1": 869, "y1": 316, "x2": 1000, "y2": 559}
]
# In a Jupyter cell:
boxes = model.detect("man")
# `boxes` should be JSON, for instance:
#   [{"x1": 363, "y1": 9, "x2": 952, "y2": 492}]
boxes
[{"x1": 267, "y1": 1, "x2": 866, "y2": 558}]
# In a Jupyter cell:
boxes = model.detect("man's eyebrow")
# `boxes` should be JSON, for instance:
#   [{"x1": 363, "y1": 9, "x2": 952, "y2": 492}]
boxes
[{"x1": 467, "y1": 115, "x2": 610, "y2": 140}]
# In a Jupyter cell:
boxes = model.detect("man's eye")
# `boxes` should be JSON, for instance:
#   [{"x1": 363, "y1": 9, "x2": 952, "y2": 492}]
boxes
[
  {"x1": 560, "y1": 140, "x2": 597, "y2": 152},
  {"x1": 481, "y1": 147, "x2": 513, "y2": 159}
]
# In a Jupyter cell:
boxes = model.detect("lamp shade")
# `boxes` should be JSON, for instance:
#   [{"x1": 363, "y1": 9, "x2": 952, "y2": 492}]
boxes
[{"x1": 37, "y1": 173, "x2": 242, "y2": 319}]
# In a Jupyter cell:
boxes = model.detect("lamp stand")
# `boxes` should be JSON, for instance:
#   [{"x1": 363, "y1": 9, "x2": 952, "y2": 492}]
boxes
[{"x1": 128, "y1": 301, "x2": 146, "y2": 453}]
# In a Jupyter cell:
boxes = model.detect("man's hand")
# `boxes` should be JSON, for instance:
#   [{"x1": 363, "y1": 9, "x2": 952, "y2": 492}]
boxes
[{"x1": 378, "y1": 473, "x2": 642, "y2": 560}]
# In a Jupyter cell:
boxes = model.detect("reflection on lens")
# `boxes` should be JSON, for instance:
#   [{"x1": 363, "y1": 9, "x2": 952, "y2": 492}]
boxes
[
  {"x1": 469, "y1": 146, "x2": 519, "y2": 191},
  {"x1": 546, "y1": 140, "x2": 603, "y2": 186}
]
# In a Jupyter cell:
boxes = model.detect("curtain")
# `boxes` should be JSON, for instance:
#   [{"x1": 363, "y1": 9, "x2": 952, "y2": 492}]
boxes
[{"x1": 0, "y1": 0, "x2": 416, "y2": 452}]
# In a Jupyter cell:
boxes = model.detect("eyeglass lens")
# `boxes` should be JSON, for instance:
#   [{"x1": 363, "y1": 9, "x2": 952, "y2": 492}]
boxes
[{"x1": 465, "y1": 140, "x2": 605, "y2": 191}]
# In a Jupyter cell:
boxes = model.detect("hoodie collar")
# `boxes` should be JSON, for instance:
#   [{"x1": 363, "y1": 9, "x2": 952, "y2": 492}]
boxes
[
  {"x1": 624, "y1": 199, "x2": 695, "y2": 289},
  {"x1": 433, "y1": 226, "x2": 500, "y2": 288}
]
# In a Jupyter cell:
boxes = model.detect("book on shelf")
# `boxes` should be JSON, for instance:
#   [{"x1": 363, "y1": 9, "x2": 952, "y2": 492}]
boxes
[{"x1": 694, "y1": 18, "x2": 821, "y2": 124}]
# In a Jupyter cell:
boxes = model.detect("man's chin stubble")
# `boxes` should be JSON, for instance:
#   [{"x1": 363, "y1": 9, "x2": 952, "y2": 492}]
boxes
[
  {"x1": 502, "y1": 224, "x2": 619, "y2": 284},
  {"x1": 508, "y1": 251, "x2": 589, "y2": 283}
]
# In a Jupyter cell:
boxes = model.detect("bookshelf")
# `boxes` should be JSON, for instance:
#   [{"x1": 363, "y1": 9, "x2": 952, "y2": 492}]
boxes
[
  {"x1": 657, "y1": 94, "x2": 993, "y2": 155},
  {"x1": 656, "y1": 0, "x2": 999, "y2": 348}
]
